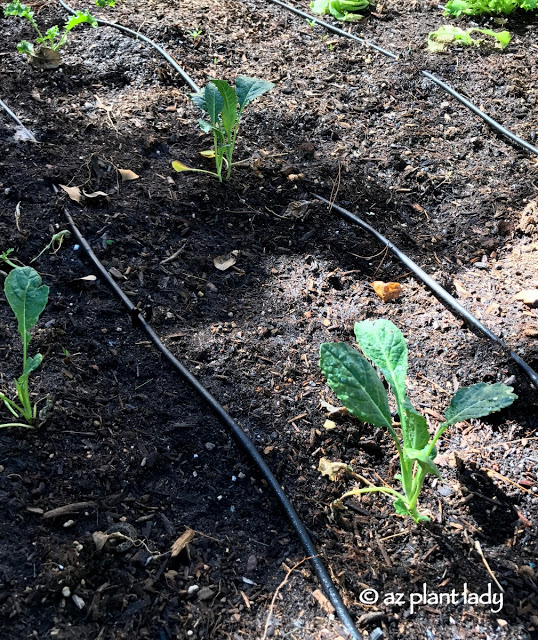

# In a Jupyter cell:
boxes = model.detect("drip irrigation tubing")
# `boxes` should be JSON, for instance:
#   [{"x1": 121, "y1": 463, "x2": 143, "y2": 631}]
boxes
[
  {"x1": 58, "y1": 0, "x2": 200, "y2": 92},
  {"x1": 63, "y1": 208, "x2": 362, "y2": 640},
  {"x1": 313, "y1": 194, "x2": 538, "y2": 392},
  {"x1": 0, "y1": 98, "x2": 37, "y2": 142},
  {"x1": 264, "y1": 0, "x2": 538, "y2": 159}
]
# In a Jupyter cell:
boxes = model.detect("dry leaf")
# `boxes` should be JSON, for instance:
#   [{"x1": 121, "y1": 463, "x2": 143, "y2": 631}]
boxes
[
  {"x1": 93, "y1": 531, "x2": 109, "y2": 552},
  {"x1": 83, "y1": 190, "x2": 109, "y2": 199},
  {"x1": 320, "y1": 399, "x2": 349, "y2": 417},
  {"x1": 318, "y1": 457, "x2": 348, "y2": 481},
  {"x1": 213, "y1": 250, "x2": 239, "y2": 271},
  {"x1": 59, "y1": 184, "x2": 82, "y2": 203},
  {"x1": 74, "y1": 275, "x2": 97, "y2": 282},
  {"x1": 171, "y1": 528, "x2": 195, "y2": 557},
  {"x1": 323, "y1": 419, "x2": 337, "y2": 431},
  {"x1": 515, "y1": 289, "x2": 538, "y2": 306},
  {"x1": 119, "y1": 169, "x2": 139, "y2": 182},
  {"x1": 200, "y1": 150, "x2": 215, "y2": 159},
  {"x1": 453, "y1": 279, "x2": 470, "y2": 298},
  {"x1": 371, "y1": 281, "x2": 402, "y2": 302},
  {"x1": 312, "y1": 588, "x2": 335, "y2": 614}
]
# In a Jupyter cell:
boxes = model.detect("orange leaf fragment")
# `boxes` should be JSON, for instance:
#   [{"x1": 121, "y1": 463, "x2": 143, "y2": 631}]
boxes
[{"x1": 371, "y1": 281, "x2": 402, "y2": 302}]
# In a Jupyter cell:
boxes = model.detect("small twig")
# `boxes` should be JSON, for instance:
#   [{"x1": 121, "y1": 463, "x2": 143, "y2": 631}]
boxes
[
  {"x1": 474, "y1": 540, "x2": 504, "y2": 593},
  {"x1": 262, "y1": 556, "x2": 316, "y2": 640},
  {"x1": 160, "y1": 240, "x2": 188, "y2": 264},
  {"x1": 484, "y1": 467, "x2": 536, "y2": 496}
]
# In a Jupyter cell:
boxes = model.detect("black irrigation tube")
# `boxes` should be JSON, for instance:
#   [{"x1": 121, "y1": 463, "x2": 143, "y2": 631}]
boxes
[
  {"x1": 63, "y1": 209, "x2": 362, "y2": 640},
  {"x1": 314, "y1": 194, "x2": 538, "y2": 391},
  {"x1": 0, "y1": 98, "x2": 37, "y2": 142},
  {"x1": 265, "y1": 0, "x2": 538, "y2": 159},
  {"x1": 58, "y1": 0, "x2": 200, "y2": 92}
]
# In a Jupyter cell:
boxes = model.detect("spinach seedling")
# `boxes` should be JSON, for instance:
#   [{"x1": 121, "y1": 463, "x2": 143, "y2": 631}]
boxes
[
  {"x1": 428, "y1": 24, "x2": 511, "y2": 51},
  {"x1": 0, "y1": 266, "x2": 49, "y2": 428},
  {"x1": 172, "y1": 76, "x2": 274, "y2": 182},
  {"x1": 3, "y1": 0, "x2": 97, "y2": 68},
  {"x1": 319, "y1": 319, "x2": 517, "y2": 522}
]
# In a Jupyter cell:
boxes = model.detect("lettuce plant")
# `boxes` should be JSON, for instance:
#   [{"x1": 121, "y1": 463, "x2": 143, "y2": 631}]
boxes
[
  {"x1": 445, "y1": 0, "x2": 536, "y2": 15},
  {"x1": 0, "y1": 266, "x2": 49, "y2": 428},
  {"x1": 310, "y1": 0, "x2": 371, "y2": 21},
  {"x1": 3, "y1": 0, "x2": 97, "y2": 63},
  {"x1": 319, "y1": 319, "x2": 517, "y2": 522},
  {"x1": 172, "y1": 76, "x2": 274, "y2": 182},
  {"x1": 428, "y1": 25, "x2": 511, "y2": 51}
]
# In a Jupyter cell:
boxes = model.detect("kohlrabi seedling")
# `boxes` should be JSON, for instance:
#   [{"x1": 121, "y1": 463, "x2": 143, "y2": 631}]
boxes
[
  {"x1": 172, "y1": 75, "x2": 274, "y2": 182},
  {"x1": 3, "y1": 0, "x2": 97, "y2": 68},
  {"x1": 319, "y1": 319, "x2": 517, "y2": 523},
  {"x1": 445, "y1": 0, "x2": 537, "y2": 15},
  {"x1": 0, "y1": 266, "x2": 49, "y2": 428}
]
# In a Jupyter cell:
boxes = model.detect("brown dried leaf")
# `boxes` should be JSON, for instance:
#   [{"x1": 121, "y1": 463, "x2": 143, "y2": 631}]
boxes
[
  {"x1": 93, "y1": 531, "x2": 109, "y2": 552},
  {"x1": 119, "y1": 169, "x2": 139, "y2": 182},
  {"x1": 171, "y1": 528, "x2": 195, "y2": 557},
  {"x1": 83, "y1": 190, "x2": 109, "y2": 199},
  {"x1": 213, "y1": 250, "x2": 239, "y2": 271},
  {"x1": 515, "y1": 289, "x2": 538, "y2": 306},
  {"x1": 59, "y1": 184, "x2": 82, "y2": 203},
  {"x1": 318, "y1": 457, "x2": 348, "y2": 481},
  {"x1": 371, "y1": 281, "x2": 402, "y2": 302},
  {"x1": 453, "y1": 279, "x2": 470, "y2": 298}
]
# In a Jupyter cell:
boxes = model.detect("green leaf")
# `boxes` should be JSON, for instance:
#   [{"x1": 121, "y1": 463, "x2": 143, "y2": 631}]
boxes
[
  {"x1": 235, "y1": 75, "x2": 275, "y2": 109},
  {"x1": 393, "y1": 498, "x2": 413, "y2": 517},
  {"x1": 17, "y1": 40, "x2": 34, "y2": 55},
  {"x1": 204, "y1": 82, "x2": 224, "y2": 126},
  {"x1": 190, "y1": 90, "x2": 208, "y2": 113},
  {"x1": 63, "y1": 10, "x2": 98, "y2": 35},
  {"x1": 4, "y1": 266, "x2": 49, "y2": 347},
  {"x1": 319, "y1": 342, "x2": 392, "y2": 429},
  {"x1": 402, "y1": 398, "x2": 430, "y2": 450},
  {"x1": 198, "y1": 118, "x2": 214, "y2": 133},
  {"x1": 23, "y1": 353, "x2": 42, "y2": 376},
  {"x1": 310, "y1": 0, "x2": 330, "y2": 13},
  {"x1": 443, "y1": 382, "x2": 517, "y2": 426},
  {"x1": 3, "y1": 0, "x2": 33, "y2": 18},
  {"x1": 210, "y1": 80, "x2": 238, "y2": 137},
  {"x1": 406, "y1": 447, "x2": 442, "y2": 479},
  {"x1": 354, "y1": 319, "x2": 407, "y2": 399}
]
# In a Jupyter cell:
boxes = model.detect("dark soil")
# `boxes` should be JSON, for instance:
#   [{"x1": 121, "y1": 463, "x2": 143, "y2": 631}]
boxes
[{"x1": 1, "y1": 0, "x2": 537, "y2": 638}]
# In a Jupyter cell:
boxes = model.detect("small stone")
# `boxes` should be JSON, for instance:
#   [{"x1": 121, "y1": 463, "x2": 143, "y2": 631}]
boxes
[
  {"x1": 205, "y1": 442, "x2": 216, "y2": 451},
  {"x1": 63, "y1": 520, "x2": 75, "y2": 528},
  {"x1": 72, "y1": 595, "x2": 85, "y2": 609},
  {"x1": 187, "y1": 585, "x2": 199, "y2": 594},
  {"x1": 246, "y1": 555, "x2": 257, "y2": 572},
  {"x1": 61, "y1": 586, "x2": 71, "y2": 597},
  {"x1": 197, "y1": 586, "x2": 215, "y2": 601}
]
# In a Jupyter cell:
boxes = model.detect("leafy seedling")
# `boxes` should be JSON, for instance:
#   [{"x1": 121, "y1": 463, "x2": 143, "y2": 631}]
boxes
[
  {"x1": 310, "y1": 0, "x2": 372, "y2": 21},
  {"x1": 187, "y1": 27, "x2": 203, "y2": 46},
  {"x1": 0, "y1": 266, "x2": 49, "y2": 428},
  {"x1": 445, "y1": 0, "x2": 537, "y2": 15},
  {"x1": 428, "y1": 24, "x2": 511, "y2": 51},
  {"x1": 3, "y1": 0, "x2": 98, "y2": 68},
  {"x1": 319, "y1": 319, "x2": 517, "y2": 522},
  {"x1": 31, "y1": 230, "x2": 71, "y2": 263},
  {"x1": 95, "y1": 0, "x2": 116, "y2": 6},
  {"x1": 172, "y1": 76, "x2": 274, "y2": 182}
]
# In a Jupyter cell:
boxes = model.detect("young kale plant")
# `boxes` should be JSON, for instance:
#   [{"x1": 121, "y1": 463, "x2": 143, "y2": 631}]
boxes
[
  {"x1": 445, "y1": 0, "x2": 536, "y2": 15},
  {"x1": 319, "y1": 319, "x2": 517, "y2": 522},
  {"x1": 3, "y1": 0, "x2": 97, "y2": 67},
  {"x1": 0, "y1": 266, "x2": 49, "y2": 428},
  {"x1": 172, "y1": 76, "x2": 274, "y2": 182},
  {"x1": 428, "y1": 24, "x2": 511, "y2": 51}
]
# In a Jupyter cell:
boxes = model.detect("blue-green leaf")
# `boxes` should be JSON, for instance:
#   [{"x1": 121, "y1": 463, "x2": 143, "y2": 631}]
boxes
[
  {"x1": 235, "y1": 76, "x2": 274, "y2": 109},
  {"x1": 23, "y1": 353, "x2": 42, "y2": 376},
  {"x1": 402, "y1": 398, "x2": 430, "y2": 450},
  {"x1": 444, "y1": 382, "x2": 517, "y2": 426},
  {"x1": 198, "y1": 118, "x2": 214, "y2": 133},
  {"x1": 190, "y1": 90, "x2": 208, "y2": 113},
  {"x1": 204, "y1": 82, "x2": 224, "y2": 126},
  {"x1": 319, "y1": 342, "x2": 392, "y2": 429},
  {"x1": 406, "y1": 446, "x2": 442, "y2": 478},
  {"x1": 4, "y1": 266, "x2": 49, "y2": 346},
  {"x1": 354, "y1": 319, "x2": 407, "y2": 400},
  {"x1": 210, "y1": 80, "x2": 237, "y2": 137}
]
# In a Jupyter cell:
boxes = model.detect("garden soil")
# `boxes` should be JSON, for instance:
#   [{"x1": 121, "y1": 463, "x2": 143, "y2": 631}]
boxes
[{"x1": 0, "y1": 0, "x2": 537, "y2": 638}]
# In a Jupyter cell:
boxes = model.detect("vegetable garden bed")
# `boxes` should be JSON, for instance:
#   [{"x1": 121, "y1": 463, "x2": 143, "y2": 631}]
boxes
[{"x1": 1, "y1": 0, "x2": 537, "y2": 638}]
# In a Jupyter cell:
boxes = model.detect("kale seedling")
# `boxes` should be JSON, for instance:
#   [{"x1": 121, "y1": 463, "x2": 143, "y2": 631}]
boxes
[
  {"x1": 319, "y1": 319, "x2": 517, "y2": 522},
  {"x1": 0, "y1": 266, "x2": 49, "y2": 428},
  {"x1": 3, "y1": 0, "x2": 97, "y2": 68},
  {"x1": 445, "y1": 0, "x2": 536, "y2": 15},
  {"x1": 428, "y1": 24, "x2": 511, "y2": 51},
  {"x1": 310, "y1": 0, "x2": 372, "y2": 21},
  {"x1": 172, "y1": 76, "x2": 274, "y2": 182}
]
